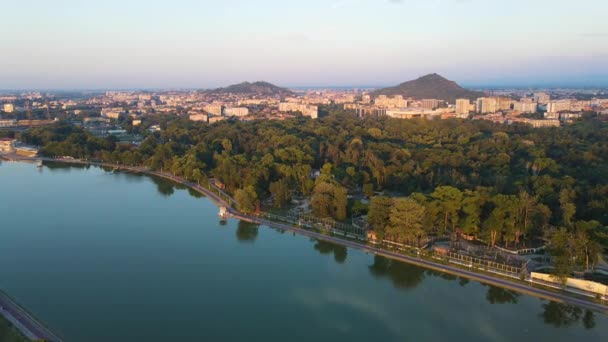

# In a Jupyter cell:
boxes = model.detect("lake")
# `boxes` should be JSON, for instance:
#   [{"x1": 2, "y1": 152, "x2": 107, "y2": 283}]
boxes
[{"x1": 0, "y1": 161, "x2": 606, "y2": 341}]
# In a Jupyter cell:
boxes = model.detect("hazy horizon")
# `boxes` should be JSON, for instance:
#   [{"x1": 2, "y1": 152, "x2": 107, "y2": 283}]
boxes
[{"x1": 1, "y1": 0, "x2": 607, "y2": 89}]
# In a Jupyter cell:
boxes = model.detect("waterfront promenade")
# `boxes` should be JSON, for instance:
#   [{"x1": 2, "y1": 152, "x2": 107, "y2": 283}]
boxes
[
  {"x1": 2, "y1": 154, "x2": 608, "y2": 320},
  {"x1": 0, "y1": 290, "x2": 62, "y2": 341}
]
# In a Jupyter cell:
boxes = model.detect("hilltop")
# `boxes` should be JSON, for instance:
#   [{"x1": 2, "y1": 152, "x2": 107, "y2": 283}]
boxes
[
  {"x1": 208, "y1": 81, "x2": 294, "y2": 96},
  {"x1": 372, "y1": 73, "x2": 484, "y2": 103}
]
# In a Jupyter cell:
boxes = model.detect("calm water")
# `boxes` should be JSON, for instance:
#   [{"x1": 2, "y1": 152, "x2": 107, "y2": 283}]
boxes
[{"x1": 0, "y1": 161, "x2": 607, "y2": 342}]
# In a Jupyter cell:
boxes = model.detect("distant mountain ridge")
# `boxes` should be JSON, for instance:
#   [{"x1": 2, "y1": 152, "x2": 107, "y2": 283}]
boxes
[
  {"x1": 372, "y1": 73, "x2": 484, "y2": 103},
  {"x1": 209, "y1": 81, "x2": 294, "y2": 96}
]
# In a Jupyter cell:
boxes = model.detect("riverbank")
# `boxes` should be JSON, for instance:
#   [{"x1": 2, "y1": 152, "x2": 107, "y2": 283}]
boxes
[
  {"x1": 4, "y1": 154, "x2": 608, "y2": 315},
  {"x1": 0, "y1": 290, "x2": 62, "y2": 342},
  {"x1": 0, "y1": 315, "x2": 28, "y2": 342}
]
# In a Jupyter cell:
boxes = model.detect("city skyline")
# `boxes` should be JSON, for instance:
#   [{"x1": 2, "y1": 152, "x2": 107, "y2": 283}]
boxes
[{"x1": 1, "y1": 0, "x2": 607, "y2": 89}]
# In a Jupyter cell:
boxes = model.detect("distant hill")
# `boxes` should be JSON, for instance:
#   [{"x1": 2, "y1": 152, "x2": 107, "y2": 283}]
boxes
[
  {"x1": 371, "y1": 73, "x2": 484, "y2": 103},
  {"x1": 209, "y1": 81, "x2": 294, "y2": 96}
]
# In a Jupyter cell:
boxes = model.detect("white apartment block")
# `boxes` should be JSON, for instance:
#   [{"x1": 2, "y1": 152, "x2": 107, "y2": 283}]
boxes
[
  {"x1": 224, "y1": 107, "x2": 249, "y2": 117},
  {"x1": 278, "y1": 102, "x2": 318, "y2": 119},
  {"x1": 547, "y1": 100, "x2": 572, "y2": 113}
]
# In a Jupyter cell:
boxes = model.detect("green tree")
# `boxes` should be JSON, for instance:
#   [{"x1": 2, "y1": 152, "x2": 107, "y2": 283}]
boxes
[
  {"x1": 368, "y1": 196, "x2": 393, "y2": 240},
  {"x1": 269, "y1": 179, "x2": 291, "y2": 208},
  {"x1": 430, "y1": 186, "x2": 463, "y2": 234},
  {"x1": 235, "y1": 186, "x2": 258, "y2": 214},
  {"x1": 386, "y1": 198, "x2": 426, "y2": 247},
  {"x1": 559, "y1": 188, "x2": 576, "y2": 227},
  {"x1": 310, "y1": 182, "x2": 347, "y2": 221}
]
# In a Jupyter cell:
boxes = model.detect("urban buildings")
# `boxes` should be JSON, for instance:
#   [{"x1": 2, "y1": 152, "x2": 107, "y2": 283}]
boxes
[
  {"x1": 3, "y1": 104, "x2": 14, "y2": 113},
  {"x1": 205, "y1": 104, "x2": 224, "y2": 116},
  {"x1": 0, "y1": 138, "x2": 15, "y2": 152},
  {"x1": 476, "y1": 97, "x2": 498, "y2": 114},
  {"x1": 386, "y1": 108, "x2": 453, "y2": 119},
  {"x1": 189, "y1": 114, "x2": 208, "y2": 122},
  {"x1": 101, "y1": 108, "x2": 125, "y2": 119},
  {"x1": 533, "y1": 92, "x2": 551, "y2": 104},
  {"x1": 547, "y1": 100, "x2": 572, "y2": 113},
  {"x1": 421, "y1": 99, "x2": 442, "y2": 110},
  {"x1": 514, "y1": 98, "x2": 538, "y2": 113},
  {"x1": 278, "y1": 102, "x2": 319, "y2": 119},
  {"x1": 455, "y1": 99, "x2": 471, "y2": 116},
  {"x1": 224, "y1": 107, "x2": 249, "y2": 117},
  {"x1": 374, "y1": 95, "x2": 408, "y2": 108}
]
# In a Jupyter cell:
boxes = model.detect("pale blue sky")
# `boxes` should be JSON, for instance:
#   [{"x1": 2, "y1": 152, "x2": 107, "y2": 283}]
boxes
[{"x1": 1, "y1": 0, "x2": 607, "y2": 89}]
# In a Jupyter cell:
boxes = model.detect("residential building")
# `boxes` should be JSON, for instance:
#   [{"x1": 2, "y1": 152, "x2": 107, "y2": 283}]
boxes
[
  {"x1": 514, "y1": 99, "x2": 538, "y2": 113},
  {"x1": 208, "y1": 116, "x2": 226, "y2": 124},
  {"x1": 3, "y1": 104, "x2": 14, "y2": 113},
  {"x1": 278, "y1": 102, "x2": 318, "y2": 119},
  {"x1": 497, "y1": 97, "x2": 514, "y2": 111},
  {"x1": 455, "y1": 99, "x2": 470, "y2": 116},
  {"x1": 533, "y1": 92, "x2": 551, "y2": 104},
  {"x1": 0, "y1": 138, "x2": 15, "y2": 152},
  {"x1": 189, "y1": 114, "x2": 208, "y2": 122},
  {"x1": 422, "y1": 99, "x2": 441, "y2": 110},
  {"x1": 101, "y1": 107, "x2": 125, "y2": 119},
  {"x1": 224, "y1": 107, "x2": 249, "y2": 117},
  {"x1": 374, "y1": 95, "x2": 408, "y2": 108},
  {"x1": 527, "y1": 119, "x2": 561, "y2": 128},
  {"x1": 205, "y1": 104, "x2": 224, "y2": 116},
  {"x1": 547, "y1": 100, "x2": 572, "y2": 113},
  {"x1": 386, "y1": 108, "x2": 451, "y2": 119},
  {"x1": 476, "y1": 97, "x2": 498, "y2": 114},
  {"x1": 0, "y1": 119, "x2": 17, "y2": 127}
]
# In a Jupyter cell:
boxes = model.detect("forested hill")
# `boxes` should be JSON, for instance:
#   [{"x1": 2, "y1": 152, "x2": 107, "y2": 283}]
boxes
[
  {"x1": 372, "y1": 73, "x2": 484, "y2": 102},
  {"x1": 15, "y1": 112, "x2": 608, "y2": 273},
  {"x1": 207, "y1": 81, "x2": 294, "y2": 96}
]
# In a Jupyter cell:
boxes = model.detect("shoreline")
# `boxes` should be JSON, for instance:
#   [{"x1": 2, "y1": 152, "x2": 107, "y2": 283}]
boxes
[{"x1": 3, "y1": 155, "x2": 608, "y2": 316}]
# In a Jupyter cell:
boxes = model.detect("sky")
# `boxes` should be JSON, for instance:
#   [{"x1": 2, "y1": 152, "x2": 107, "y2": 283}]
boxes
[{"x1": 1, "y1": 0, "x2": 607, "y2": 89}]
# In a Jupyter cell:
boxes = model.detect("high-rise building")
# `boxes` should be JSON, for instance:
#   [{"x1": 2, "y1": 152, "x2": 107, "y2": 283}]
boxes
[
  {"x1": 497, "y1": 97, "x2": 514, "y2": 111},
  {"x1": 533, "y1": 92, "x2": 551, "y2": 104},
  {"x1": 422, "y1": 99, "x2": 441, "y2": 110},
  {"x1": 547, "y1": 100, "x2": 572, "y2": 113},
  {"x1": 205, "y1": 104, "x2": 224, "y2": 116},
  {"x1": 514, "y1": 99, "x2": 538, "y2": 113},
  {"x1": 476, "y1": 97, "x2": 498, "y2": 114},
  {"x1": 455, "y1": 99, "x2": 470, "y2": 116}
]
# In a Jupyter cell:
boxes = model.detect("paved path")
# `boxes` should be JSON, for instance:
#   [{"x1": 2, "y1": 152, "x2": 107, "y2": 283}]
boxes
[{"x1": 0, "y1": 290, "x2": 62, "y2": 341}]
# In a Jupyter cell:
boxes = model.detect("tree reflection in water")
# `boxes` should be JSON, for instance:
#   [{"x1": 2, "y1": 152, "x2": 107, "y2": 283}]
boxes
[
  {"x1": 368, "y1": 255, "x2": 426, "y2": 289},
  {"x1": 313, "y1": 240, "x2": 347, "y2": 263},
  {"x1": 151, "y1": 176, "x2": 175, "y2": 197},
  {"x1": 236, "y1": 221, "x2": 259, "y2": 243},
  {"x1": 540, "y1": 302, "x2": 596, "y2": 329},
  {"x1": 484, "y1": 285, "x2": 520, "y2": 304}
]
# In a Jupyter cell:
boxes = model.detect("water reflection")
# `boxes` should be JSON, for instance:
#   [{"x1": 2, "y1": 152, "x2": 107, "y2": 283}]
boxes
[
  {"x1": 44, "y1": 161, "x2": 90, "y2": 171},
  {"x1": 540, "y1": 302, "x2": 596, "y2": 329},
  {"x1": 368, "y1": 255, "x2": 426, "y2": 289},
  {"x1": 458, "y1": 277, "x2": 470, "y2": 287},
  {"x1": 484, "y1": 285, "x2": 521, "y2": 304},
  {"x1": 312, "y1": 240, "x2": 347, "y2": 264},
  {"x1": 236, "y1": 221, "x2": 259, "y2": 243}
]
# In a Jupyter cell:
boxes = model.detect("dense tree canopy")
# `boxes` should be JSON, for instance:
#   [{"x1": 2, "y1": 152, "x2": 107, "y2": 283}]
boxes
[{"x1": 18, "y1": 113, "x2": 608, "y2": 275}]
